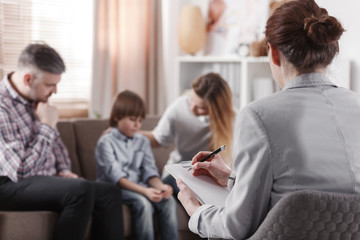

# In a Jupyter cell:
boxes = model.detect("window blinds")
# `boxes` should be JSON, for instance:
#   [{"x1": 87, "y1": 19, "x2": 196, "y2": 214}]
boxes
[{"x1": 0, "y1": 0, "x2": 94, "y2": 103}]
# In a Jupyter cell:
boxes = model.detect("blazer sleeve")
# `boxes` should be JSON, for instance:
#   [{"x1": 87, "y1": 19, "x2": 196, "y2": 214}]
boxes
[{"x1": 189, "y1": 106, "x2": 273, "y2": 239}]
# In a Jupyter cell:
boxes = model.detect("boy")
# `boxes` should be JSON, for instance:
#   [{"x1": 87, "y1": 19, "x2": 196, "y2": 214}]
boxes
[{"x1": 95, "y1": 90, "x2": 178, "y2": 240}]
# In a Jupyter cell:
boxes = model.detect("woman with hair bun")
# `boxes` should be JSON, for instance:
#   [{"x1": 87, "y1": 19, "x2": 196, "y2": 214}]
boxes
[{"x1": 176, "y1": 0, "x2": 360, "y2": 239}]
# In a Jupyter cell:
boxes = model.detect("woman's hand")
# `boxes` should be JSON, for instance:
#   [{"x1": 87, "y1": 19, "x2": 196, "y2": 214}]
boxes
[
  {"x1": 191, "y1": 151, "x2": 232, "y2": 187},
  {"x1": 177, "y1": 179, "x2": 201, "y2": 216},
  {"x1": 101, "y1": 127, "x2": 112, "y2": 136}
]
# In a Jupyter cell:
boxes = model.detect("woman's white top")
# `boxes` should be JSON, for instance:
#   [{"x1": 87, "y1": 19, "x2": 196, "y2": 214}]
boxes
[
  {"x1": 152, "y1": 95, "x2": 211, "y2": 178},
  {"x1": 189, "y1": 73, "x2": 360, "y2": 239}
]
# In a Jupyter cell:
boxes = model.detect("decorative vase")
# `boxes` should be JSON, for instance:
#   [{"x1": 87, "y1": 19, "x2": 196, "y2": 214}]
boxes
[
  {"x1": 249, "y1": 39, "x2": 268, "y2": 57},
  {"x1": 178, "y1": 5, "x2": 206, "y2": 55}
]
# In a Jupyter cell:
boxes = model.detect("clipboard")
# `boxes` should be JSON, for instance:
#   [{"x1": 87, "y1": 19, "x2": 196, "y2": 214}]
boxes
[{"x1": 165, "y1": 162, "x2": 230, "y2": 207}]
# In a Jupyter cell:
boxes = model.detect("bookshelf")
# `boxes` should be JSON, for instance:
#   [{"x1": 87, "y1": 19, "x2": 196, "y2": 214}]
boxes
[{"x1": 176, "y1": 55, "x2": 274, "y2": 109}]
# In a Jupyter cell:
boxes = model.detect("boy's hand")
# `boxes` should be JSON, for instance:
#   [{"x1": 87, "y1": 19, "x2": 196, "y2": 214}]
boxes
[
  {"x1": 160, "y1": 184, "x2": 173, "y2": 199},
  {"x1": 144, "y1": 187, "x2": 163, "y2": 202}
]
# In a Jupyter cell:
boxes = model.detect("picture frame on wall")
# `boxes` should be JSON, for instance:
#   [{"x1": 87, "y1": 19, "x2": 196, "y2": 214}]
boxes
[{"x1": 204, "y1": 0, "x2": 270, "y2": 56}]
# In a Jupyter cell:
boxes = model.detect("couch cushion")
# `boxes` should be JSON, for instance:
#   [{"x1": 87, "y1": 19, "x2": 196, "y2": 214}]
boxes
[
  {"x1": 73, "y1": 119, "x2": 109, "y2": 180},
  {"x1": 0, "y1": 211, "x2": 58, "y2": 240},
  {"x1": 57, "y1": 121, "x2": 82, "y2": 175}
]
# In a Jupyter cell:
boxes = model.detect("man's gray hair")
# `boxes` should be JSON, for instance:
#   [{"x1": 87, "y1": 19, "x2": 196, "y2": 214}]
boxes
[{"x1": 18, "y1": 42, "x2": 66, "y2": 74}]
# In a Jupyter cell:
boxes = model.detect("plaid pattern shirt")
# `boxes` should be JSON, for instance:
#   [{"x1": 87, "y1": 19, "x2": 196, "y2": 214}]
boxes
[{"x1": 0, "y1": 73, "x2": 71, "y2": 182}]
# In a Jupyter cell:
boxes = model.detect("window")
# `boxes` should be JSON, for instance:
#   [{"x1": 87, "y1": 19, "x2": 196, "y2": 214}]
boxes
[{"x1": 0, "y1": 0, "x2": 94, "y2": 118}]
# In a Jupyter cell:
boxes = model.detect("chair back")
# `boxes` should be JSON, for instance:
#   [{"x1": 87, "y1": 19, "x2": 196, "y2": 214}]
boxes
[{"x1": 248, "y1": 190, "x2": 360, "y2": 240}]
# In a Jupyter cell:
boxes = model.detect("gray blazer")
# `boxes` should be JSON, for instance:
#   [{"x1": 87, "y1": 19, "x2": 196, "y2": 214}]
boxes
[{"x1": 189, "y1": 73, "x2": 360, "y2": 239}]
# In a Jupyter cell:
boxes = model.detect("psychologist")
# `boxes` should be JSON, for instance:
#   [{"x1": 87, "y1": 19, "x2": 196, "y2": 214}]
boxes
[{"x1": 177, "y1": 0, "x2": 360, "y2": 239}]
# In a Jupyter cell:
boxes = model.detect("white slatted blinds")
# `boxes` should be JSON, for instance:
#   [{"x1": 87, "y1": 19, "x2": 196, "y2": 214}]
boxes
[{"x1": 0, "y1": 0, "x2": 94, "y2": 105}]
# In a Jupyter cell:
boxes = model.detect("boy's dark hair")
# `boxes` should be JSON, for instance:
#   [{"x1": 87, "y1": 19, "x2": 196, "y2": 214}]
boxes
[
  {"x1": 109, "y1": 90, "x2": 146, "y2": 127},
  {"x1": 18, "y1": 42, "x2": 66, "y2": 74}
]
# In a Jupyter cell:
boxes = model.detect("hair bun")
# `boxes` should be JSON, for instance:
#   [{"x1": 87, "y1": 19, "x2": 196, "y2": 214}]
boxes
[{"x1": 304, "y1": 15, "x2": 344, "y2": 46}]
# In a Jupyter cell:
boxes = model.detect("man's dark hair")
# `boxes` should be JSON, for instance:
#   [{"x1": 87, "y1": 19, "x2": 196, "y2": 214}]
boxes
[{"x1": 18, "y1": 42, "x2": 66, "y2": 74}]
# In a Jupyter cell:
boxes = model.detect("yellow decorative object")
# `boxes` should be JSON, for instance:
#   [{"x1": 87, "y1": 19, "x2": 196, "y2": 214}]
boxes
[{"x1": 178, "y1": 5, "x2": 206, "y2": 55}]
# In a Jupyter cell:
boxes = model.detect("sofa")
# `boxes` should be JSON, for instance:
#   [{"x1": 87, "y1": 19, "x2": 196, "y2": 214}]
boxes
[{"x1": 0, "y1": 116, "x2": 202, "y2": 240}]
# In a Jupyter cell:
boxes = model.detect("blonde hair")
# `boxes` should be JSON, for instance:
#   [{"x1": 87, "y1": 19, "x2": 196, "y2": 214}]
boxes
[{"x1": 192, "y1": 73, "x2": 235, "y2": 167}]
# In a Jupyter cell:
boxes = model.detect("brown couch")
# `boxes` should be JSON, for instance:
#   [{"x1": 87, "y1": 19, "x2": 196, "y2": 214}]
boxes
[{"x1": 0, "y1": 116, "x2": 201, "y2": 240}]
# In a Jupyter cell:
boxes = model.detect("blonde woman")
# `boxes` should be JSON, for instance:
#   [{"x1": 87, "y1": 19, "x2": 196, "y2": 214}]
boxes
[{"x1": 142, "y1": 72, "x2": 235, "y2": 195}]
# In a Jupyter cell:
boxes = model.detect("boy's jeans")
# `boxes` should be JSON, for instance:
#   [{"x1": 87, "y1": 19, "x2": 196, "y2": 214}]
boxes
[{"x1": 121, "y1": 188, "x2": 178, "y2": 240}]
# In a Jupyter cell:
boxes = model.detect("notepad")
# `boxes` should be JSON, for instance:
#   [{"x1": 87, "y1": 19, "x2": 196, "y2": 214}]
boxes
[{"x1": 165, "y1": 162, "x2": 230, "y2": 207}]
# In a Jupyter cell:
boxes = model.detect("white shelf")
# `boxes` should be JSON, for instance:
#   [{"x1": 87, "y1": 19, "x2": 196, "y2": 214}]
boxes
[
  {"x1": 176, "y1": 55, "x2": 274, "y2": 109},
  {"x1": 178, "y1": 55, "x2": 269, "y2": 63},
  {"x1": 175, "y1": 55, "x2": 351, "y2": 110}
]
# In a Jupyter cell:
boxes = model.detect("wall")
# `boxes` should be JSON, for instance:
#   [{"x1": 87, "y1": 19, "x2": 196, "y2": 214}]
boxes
[
  {"x1": 162, "y1": 0, "x2": 360, "y2": 110},
  {"x1": 161, "y1": 0, "x2": 209, "y2": 109},
  {"x1": 317, "y1": 0, "x2": 360, "y2": 92}
]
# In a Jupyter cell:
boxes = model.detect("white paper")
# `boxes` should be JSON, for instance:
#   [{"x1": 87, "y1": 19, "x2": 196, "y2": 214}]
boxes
[{"x1": 165, "y1": 163, "x2": 229, "y2": 207}]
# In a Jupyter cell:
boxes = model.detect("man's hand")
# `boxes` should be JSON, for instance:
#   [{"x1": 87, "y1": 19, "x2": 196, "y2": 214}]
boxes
[
  {"x1": 58, "y1": 171, "x2": 79, "y2": 179},
  {"x1": 35, "y1": 102, "x2": 58, "y2": 128},
  {"x1": 177, "y1": 179, "x2": 201, "y2": 216},
  {"x1": 191, "y1": 151, "x2": 232, "y2": 187}
]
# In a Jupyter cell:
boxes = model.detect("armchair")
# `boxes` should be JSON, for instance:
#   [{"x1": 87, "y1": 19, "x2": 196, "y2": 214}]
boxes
[{"x1": 248, "y1": 190, "x2": 360, "y2": 240}]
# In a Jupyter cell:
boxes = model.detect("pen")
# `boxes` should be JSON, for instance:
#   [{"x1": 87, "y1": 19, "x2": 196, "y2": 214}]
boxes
[{"x1": 187, "y1": 145, "x2": 226, "y2": 171}]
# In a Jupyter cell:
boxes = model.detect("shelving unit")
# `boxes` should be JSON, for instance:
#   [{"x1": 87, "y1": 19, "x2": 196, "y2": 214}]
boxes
[{"x1": 176, "y1": 55, "x2": 274, "y2": 109}]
